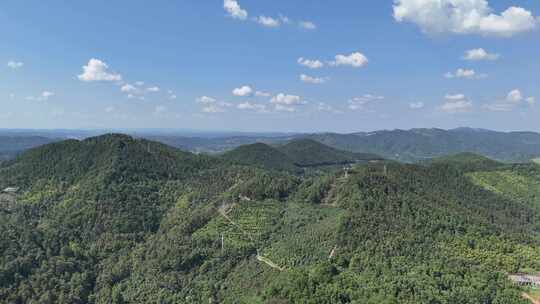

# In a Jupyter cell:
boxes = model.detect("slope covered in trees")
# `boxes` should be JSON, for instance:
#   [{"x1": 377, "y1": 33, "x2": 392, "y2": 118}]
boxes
[
  {"x1": 306, "y1": 128, "x2": 540, "y2": 163},
  {"x1": 222, "y1": 143, "x2": 299, "y2": 173},
  {"x1": 0, "y1": 134, "x2": 539, "y2": 303}
]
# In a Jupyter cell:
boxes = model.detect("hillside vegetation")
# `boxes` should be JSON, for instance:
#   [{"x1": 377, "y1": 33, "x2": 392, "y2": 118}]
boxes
[
  {"x1": 307, "y1": 128, "x2": 540, "y2": 163},
  {"x1": 0, "y1": 134, "x2": 539, "y2": 303}
]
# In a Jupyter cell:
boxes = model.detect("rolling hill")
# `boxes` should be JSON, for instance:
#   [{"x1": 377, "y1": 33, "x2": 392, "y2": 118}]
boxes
[
  {"x1": 0, "y1": 134, "x2": 539, "y2": 303},
  {"x1": 222, "y1": 139, "x2": 383, "y2": 172},
  {"x1": 305, "y1": 128, "x2": 540, "y2": 163}
]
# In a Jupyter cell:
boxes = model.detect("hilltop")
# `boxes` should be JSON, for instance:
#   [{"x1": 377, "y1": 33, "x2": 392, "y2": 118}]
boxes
[
  {"x1": 222, "y1": 143, "x2": 299, "y2": 172},
  {"x1": 0, "y1": 134, "x2": 539, "y2": 303}
]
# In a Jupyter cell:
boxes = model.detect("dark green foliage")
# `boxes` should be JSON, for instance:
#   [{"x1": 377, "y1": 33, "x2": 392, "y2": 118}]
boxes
[
  {"x1": 277, "y1": 139, "x2": 381, "y2": 167},
  {"x1": 0, "y1": 135, "x2": 538, "y2": 303},
  {"x1": 222, "y1": 143, "x2": 300, "y2": 173}
]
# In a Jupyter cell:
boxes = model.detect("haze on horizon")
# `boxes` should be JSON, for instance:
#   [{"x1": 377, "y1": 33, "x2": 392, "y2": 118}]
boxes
[{"x1": 1, "y1": 0, "x2": 539, "y2": 133}]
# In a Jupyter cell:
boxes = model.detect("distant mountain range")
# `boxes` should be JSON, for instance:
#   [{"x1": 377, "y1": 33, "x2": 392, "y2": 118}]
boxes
[{"x1": 1, "y1": 127, "x2": 540, "y2": 163}]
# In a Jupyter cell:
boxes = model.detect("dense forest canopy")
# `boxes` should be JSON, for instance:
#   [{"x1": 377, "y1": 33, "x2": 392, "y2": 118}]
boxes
[{"x1": 0, "y1": 134, "x2": 539, "y2": 303}]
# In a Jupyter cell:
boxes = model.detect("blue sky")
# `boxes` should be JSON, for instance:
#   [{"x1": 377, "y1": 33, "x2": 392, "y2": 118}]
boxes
[{"x1": 1, "y1": 0, "x2": 539, "y2": 133}]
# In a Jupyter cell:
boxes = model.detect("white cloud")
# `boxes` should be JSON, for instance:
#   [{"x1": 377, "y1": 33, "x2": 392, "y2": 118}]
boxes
[
  {"x1": 232, "y1": 85, "x2": 253, "y2": 96},
  {"x1": 444, "y1": 68, "x2": 487, "y2": 80},
  {"x1": 274, "y1": 104, "x2": 297, "y2": 112},
  {"x1": 348, "y1": 94, "x2": 384, "y2": 111},
  {"x1": 135, "y1": 81, "x2": 145, "y2": 86},
  {"x1": 237, "y1": 101, "x2": 267, "y2": 112},
  {"x1": 279, "y1": 15, "x2": 291, "y2": 24},
  {"x1": 330, "y1": 52, "x2": 369, "y2": 68},
  {"x1": 507, "y1": 89, "x2": 523, "y2": 103},
  {"x1": 256, "y1": 16, "x2": 280, "y2": 27},
  {"x1": 224, "y1": 0, "x2": 248, "y2": 20},
  {"x1": 202, "y1": 104, "x2": 226, "y2": 113},
  {"x1": 300, "y1": 74, "x2": 328, "y2": 84},
  {"x1": 393, "y1": 0, "x2": 538, "y2": 37},
  {"x1": 105, "y1": 106, "x2": 115, "y2": 113},
  {"x1": 26, "y1": 91, "x2": 55, "y2": 102},
  {"x1": 196, "y1": 96, "x2": 231, "y2": 113},
  {"x1": 484, "y1": 89, "x2": 535, "y2": 111},
  {"x1": 77, "y1": 58, "x2": 122, "y2": 82},
  {"x1": 169, "y1": 94, "x2": 177, "y2": 100},
  {"x1": 463, "y1": 48, "x2": 500, "y2": 61},
  {"x1": 147, "y1": 86, "x2": 160, "y2": 93},
  {"x1": 299, "y1": 21, "x2": 317, "y2": 30},
  {"x1": 7, "y1": 61, "x2": 24, "y2": 69},
  {"x1": 297, "y1": 57, "x2": 324, "y2": 69},
  {"x1": 255, "y1": 91, "x2": 271, "y2": 97},
  {"x1": 441, "y1": 94, "x2": 473, "y2": 113},
  {"x1": 121, "y1": 84, "x2": 138, "y2": 93},
  {"x1": 270, "y1": 93, "x2": 306, "y2": 105},
  {"x1": 317, "y1": 102, "x2": 342, "y2": 114},
  {"x1": 197, "y1": 96, "x2": 217, "y2": 104},
  {"x1": 409, "y1": 102, "x2": 425, "y2": 109}
]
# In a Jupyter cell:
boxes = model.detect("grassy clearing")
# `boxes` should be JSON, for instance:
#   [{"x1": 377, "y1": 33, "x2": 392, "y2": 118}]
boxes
[{"x1": 533, "y1": 158, "x2": 540, "y2": 165}]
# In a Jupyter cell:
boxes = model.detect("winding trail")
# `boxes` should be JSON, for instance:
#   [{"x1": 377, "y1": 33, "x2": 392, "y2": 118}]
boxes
[{"x1": 218, "y1": 205, "x2": 285, "y2": 271}]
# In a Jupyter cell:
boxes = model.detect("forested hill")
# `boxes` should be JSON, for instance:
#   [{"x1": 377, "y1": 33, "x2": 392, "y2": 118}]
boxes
[
  {"x1": 222, "y1": 139, "x2": 382, "y2": 172},
  {"x1": 0, "y1": 134, "x2": 539, "y2": 303},
  {"x1": 305, "y1": 127, "x2": 540, "y2": 163},
  {"x1": 276, "y1": 139, "x2": 382, "y2": 167}
]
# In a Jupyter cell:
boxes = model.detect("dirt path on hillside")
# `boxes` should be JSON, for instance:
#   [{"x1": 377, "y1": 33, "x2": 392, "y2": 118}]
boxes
[
  {"x1": 218, "y1": 205, "x2": 285, "y2": 271},
  {"x1": 523, "y1": 293, "x2": 540, "y2": 304}
]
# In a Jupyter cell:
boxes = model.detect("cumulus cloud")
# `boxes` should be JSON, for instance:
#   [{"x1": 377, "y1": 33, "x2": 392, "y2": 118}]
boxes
[
  {"x1": 298, "y1": 57, "x2": 324, "y2": 69},
  {"x1": 444, "y1": 68, "x2": 487, "y2": 80},
  {"x1": 409, "y1": 102, "x2": 425, "y2": 109},
  {"x1": 393, "y1": 0, "x2": 538, "y2": 37},
  {"x1": 121, "y1": 84, "x2": 138, "y2": 93},
  {"x1": 300, "y1": 74, "x2": 328, "y2": 84},
  {"x1": 255, "y1": 91, "x2": 271, "y2": 97},
  {"x1": 7, "y1": 61, "x2": 24, "y2": 69},
  {"x1": 105, "y1": 106, "x2": 115, "y2": 113},
  {"x1": 146, "y1": 86, "x2": 160, "y2": 93},
  {"x1": 255, "y1": 16, "x2": 280, "y2": 27},
  {"x1": 299, "y1": 21, "x2": 317, "y2": 30},
  {"x1": 507, "y1": 89, "x2": 523, "y2": 103},
  {"x1": 78, "y1": 58, "x2": 122, "y2": 82},
  {"x1": 196, "y1": 96, "x2": 231, "y2": 113},
  {"x1": 348, "y1": 94, "x2": 384, "y2": 111},
  {"x1": 197, "y1": 96, "x2": 217, "y2": 104},
  {"x1": 463, "y1": 48, "x2": 500, "y2": 61},
  {"x1": 237, "y1": 101, "x2": 267, "y2": 113},
  {"x1": 270, "y1": 93, "x2": 307, "y2": 106},
  {"x1": 224, "y1": 0, "x2": 248, "y2": 20},
  {"x1": 441, "y1": 94, "x2": 473, "y2": 113},
  {"x1": 330, "y1": 52, "x2": 369, "y2": 68},
  {"x1": 232, "y1": 85, "x2": 253, "y2": 96},
  {"x1": 484, "y1": 89, "x2": 536, "y2": 111}
]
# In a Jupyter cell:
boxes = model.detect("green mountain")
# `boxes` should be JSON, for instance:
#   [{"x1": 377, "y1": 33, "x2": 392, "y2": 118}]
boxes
[
  {"x1": 277, "y1": 138, "x2": 382, "y2": 167},
  {"x1": 0, "y1": 135, "x2": 539, "y2": 304},
  {"x1": 222, "y1": 143, "x2": 299, "y2": 172},
  {"x1": 223, "y1": 140, "x2": 382, "y2": 172},
  {"x1": 306, "y1": 128, "x2": 540, "y2": 163}
]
